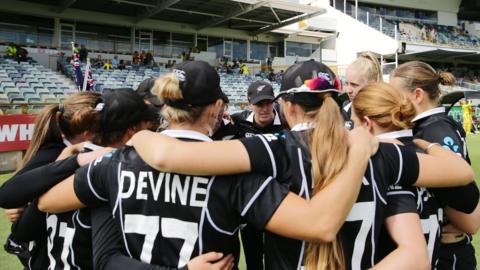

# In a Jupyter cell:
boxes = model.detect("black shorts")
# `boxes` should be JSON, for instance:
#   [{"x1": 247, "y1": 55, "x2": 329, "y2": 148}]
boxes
[{"x1": 436, "y1": 236, "x2": 477, "y2": 270}]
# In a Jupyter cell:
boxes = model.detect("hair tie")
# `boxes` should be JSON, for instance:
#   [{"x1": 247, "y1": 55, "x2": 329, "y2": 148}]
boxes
[
  {"x1": 58, "y1": 103, "x2": 65, "y2": 114},
  {"x1": 164, "y1": 99, "x2": 192, "y2": 111},
  {"x1": 94, "y1": 98, "x2": 104, "y2": 112}
]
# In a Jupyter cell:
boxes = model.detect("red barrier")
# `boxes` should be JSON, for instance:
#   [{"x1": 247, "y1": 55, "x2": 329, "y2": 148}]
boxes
[{"x1": 0, "y1": 114, "x2": 37, "y2": 152}]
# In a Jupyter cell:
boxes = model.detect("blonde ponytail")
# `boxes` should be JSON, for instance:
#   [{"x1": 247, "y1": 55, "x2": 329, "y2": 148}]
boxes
[
  {"x1": 306, "y1": 94, "x2": 348, "y2": 270},
  {"x1": 348, "y1": 52, "x2": 383, "y2": 84},
  {"x1": 155, "y1": 73, "x2": 183, "y2": 100},
  {"x1": 154, "y1": 73, "x2": 205, "y2": 124}
]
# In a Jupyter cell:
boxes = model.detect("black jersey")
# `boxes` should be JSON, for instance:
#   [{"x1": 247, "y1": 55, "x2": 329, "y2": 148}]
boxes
[
  {"x1": 231, "y1": 109, "x2": 284, "y2": 138},
  {"x1": 413, "y1": 107, "x2": 469, "y2": 162},
  {"x1": 45, "y1": 144, "x2": 101, "y2": 270},
  {"x1": 2, "y1": 142, "x2": 98, "y2": 270},
  {"x1": 240, "y1": 130, "x2": 420, "y2": 270},
  {"x1": 1, "y1": 142, "x2": 66, "y2": 270},
  {"x1": 413, "y1": 108, "x2": 480, "y2": 213},
  {"x1": 46, "y1": 209, "x2": 93, "y2": 270},
  {"x1": 212, "y1": 118, "x2": 239, "y2": 141},
  {"x1": 412, "y1": 107, "x2": 479, "y2": 265},
  {"x1": 375, "y1": 130, "x2": 443, "y2": 267},
  {"x1": 73, "y1": 129, "x2": 289, "y2": 269}
]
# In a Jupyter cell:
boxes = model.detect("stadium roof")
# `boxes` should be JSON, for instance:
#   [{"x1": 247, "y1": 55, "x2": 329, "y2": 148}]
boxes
[
  {"x1": 459, "y1": 0, "x2": 480, "y2": 20},
  {"x1": 8, "y1": 0, "x2": 325, "y2": 35},
  {"x1": 397, "y1": 49, "x2": 480, "y2": 64}
]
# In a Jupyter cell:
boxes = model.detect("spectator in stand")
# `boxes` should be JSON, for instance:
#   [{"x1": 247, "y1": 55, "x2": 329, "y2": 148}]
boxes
[
  {"x1": 239, "y1": 62, "x2": 249, "y2": 75},
  {"x1": 181, "y1": 51, "x2": 187, "y2": 61},
  {"x1": 172, "y1": 60, "x2": 177, "y2": 67},
  {"x1": 117, "y1": 59, "x2": 126, "y2": 70},
  {"x1": 165, "y1": 60, "x2": 172, "y2": 68},
  {"x1": 232, "y1": 59, "x2": 239, "y2": 70},
  {"x1": 267, "y1": 57, "x2": 272, "y2": 70},
  {"x1": 73, "y1": 43, "x2": 80, "y2": 54},
  {"x1": 275, "y1": 70, "x2": 284, "y2": 83},
  {"x1": 16, "y1": 46, "x2": 28, "y2": 63},
  {"x1": 111, "y1": 55, "x2": 118, "y2": 67},
  {"x1": 144, "y1": 51, "x2": 154, "y2": 66},
  {"x1": 103, "y1": 59, "x2": 113, "y2": 70},
  {"x1": 6, "y1": 43, "x2": 17, "y2": 59},
  {"x1": 94, "y1": 54, "x2": 104, "y2": 68},
  {"x1": 132, "y1": 51, "x2": 140, "y2": 65},
  {"x1": 140, "y1": 50, "x2": 146, "y2": 64},
  {"x1": 79, "y1": 44, "x2": 88, "y2": 62}
]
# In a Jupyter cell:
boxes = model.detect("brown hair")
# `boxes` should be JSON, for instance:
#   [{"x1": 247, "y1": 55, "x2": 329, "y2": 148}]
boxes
[
  {"x1": 154, "y1": 73, "x2": 207, "y2": 124},
  {"x1": 390, "y1": 61, "x2": 455, "y2": 102},
  {"x1": 353, "y1": 82, "x2": 416, "y2": 131},
  {"x1": 21, "y1": 92, "x2": 102, "y2": 167},
  {"x1": 347, "y1": 52, "x2": 383, "y2": 83},
  {"x1": 304, "y1": 93, "x2": 348, "y2": 270}
]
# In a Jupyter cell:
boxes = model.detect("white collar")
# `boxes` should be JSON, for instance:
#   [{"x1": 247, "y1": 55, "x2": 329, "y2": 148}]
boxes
[
  {"x1": 343, "y1": 102, "x2": 352, "y2": 112},
  {"x1": 376, "y1": 129, "x2": 413, "y2": 139},
  {"x1": 63, "y1": 138, "x2": 73, "y2": 146},
  {"x1": 246, "y1": 108, "x2": 282, "y2": 126},
  {"x1": 291, "y1": 122, "x2": 314, "y2": 132},
  {"x1": 160, "y1": 129, "x2": 212, "y2": 142},
  {"x1": 412, "y1": 107, "x2": 445, "y2": 122}
]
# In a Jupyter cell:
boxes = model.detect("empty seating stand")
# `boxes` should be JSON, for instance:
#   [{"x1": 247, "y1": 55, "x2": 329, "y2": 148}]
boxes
[{"x1": 0, "y1": 59, "x2": 77, "y2": 114}]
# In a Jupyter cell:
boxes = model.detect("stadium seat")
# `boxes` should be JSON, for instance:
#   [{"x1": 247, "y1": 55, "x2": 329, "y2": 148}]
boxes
[
  {"x1": 42, "y1": 94, "x2": 58, "y2": 103},
  {"x1": 0, "y1": 94, "x2": 9, "y2": 103},
  {"x1": 9, "y1": 94, "x2": 26, "y2": 103}
]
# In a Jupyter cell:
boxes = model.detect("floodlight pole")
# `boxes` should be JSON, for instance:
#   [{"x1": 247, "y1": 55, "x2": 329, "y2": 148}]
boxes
[
  {"x1": 82, "y1": 58, "x2": 90, "y2": 91},
  {"x1": 355, "y1": 0, "x2": 358, "y2": 20},
  {"x1": 394, "y1": 24, "x2": 398, "y2": 68}
]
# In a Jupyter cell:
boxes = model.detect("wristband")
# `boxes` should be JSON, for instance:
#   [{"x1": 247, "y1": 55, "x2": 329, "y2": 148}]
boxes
[{"x1": 426, "y1": 143, "x2": 440, "y2": 153}]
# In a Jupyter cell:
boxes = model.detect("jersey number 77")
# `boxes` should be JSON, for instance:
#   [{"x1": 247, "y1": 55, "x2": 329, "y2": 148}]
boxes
[{"x1": 124, "y1": 214, "x2": 198, "y2": 267}]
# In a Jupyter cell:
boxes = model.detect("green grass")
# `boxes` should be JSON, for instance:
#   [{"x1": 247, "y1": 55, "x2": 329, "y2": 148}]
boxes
[
  {"x1": 0, "y1": 173, "x2": 22, "y2": 270},
  {"x1": 0, "y1": 135, "x2": 479, "y2": 269},
  {"x1": 467, "y1": 134, "x2": 480, "y2": 261}
]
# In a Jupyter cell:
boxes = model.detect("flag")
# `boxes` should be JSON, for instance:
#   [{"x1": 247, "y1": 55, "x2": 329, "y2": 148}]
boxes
[{"x1": 71, "y1": 52, "x2": 84, "y2": 91}]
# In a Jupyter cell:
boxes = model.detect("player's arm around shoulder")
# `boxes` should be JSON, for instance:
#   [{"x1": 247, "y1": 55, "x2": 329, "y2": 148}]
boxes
[
  {"x1": 265, "y1": 128, "x2": 376, "y2": 243},
  {"x1": 38, "y1": 147, "x2": 114, "y2": 213},
  {"x1": 413, "y1": 139, "x2": 474, "y2": 187},
  {"x1": 131, "y1": 129, "x2": 251, "y2": 175}
]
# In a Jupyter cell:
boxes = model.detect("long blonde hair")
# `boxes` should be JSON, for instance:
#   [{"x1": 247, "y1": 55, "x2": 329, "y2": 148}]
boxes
[
  {"x1": 22, "y1": 92, "x2": 101, "y2": 167},
  {"x1": 347, "y1": 52, "x2": 383, "y2": 83},
  {"x1": 305, "y1": 93, "x2": 348, "y2": 270},
  {"x1": 353, "y1": 83, "x2": 416, "y2": 131}
]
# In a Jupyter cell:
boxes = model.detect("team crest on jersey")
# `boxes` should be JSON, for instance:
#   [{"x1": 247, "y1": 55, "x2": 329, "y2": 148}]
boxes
[{"x1": 442, "y1": 136, "x2": 459, "y2": 153}]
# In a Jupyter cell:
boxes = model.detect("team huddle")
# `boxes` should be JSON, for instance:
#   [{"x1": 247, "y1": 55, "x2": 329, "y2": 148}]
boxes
[{"x1": 0, "y1": 57, "x2": 478, "y2": 270}]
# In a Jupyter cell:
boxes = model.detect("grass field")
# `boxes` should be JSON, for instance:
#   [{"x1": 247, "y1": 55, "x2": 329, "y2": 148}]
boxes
[{"x1": 0, "y1": 135, "x2": 479, "y2": 269}]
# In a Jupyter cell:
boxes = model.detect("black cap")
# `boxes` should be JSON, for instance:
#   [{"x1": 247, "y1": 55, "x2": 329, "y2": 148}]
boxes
[
  {"x1": 277, "y1": 60, "x2": 342, "y2": 106},
  {"x1": 165, "y1": 60, "x2": 228, "y2": 110},
  {"x1": 100, "y1": 88, "x2": 159, "y2": 132},
  {"x1": 136, "y1": 78, "x2": 163, "y2": 107},
  {"x1": 247, "y1": 81, "x2": 275, "y2": 105}
]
